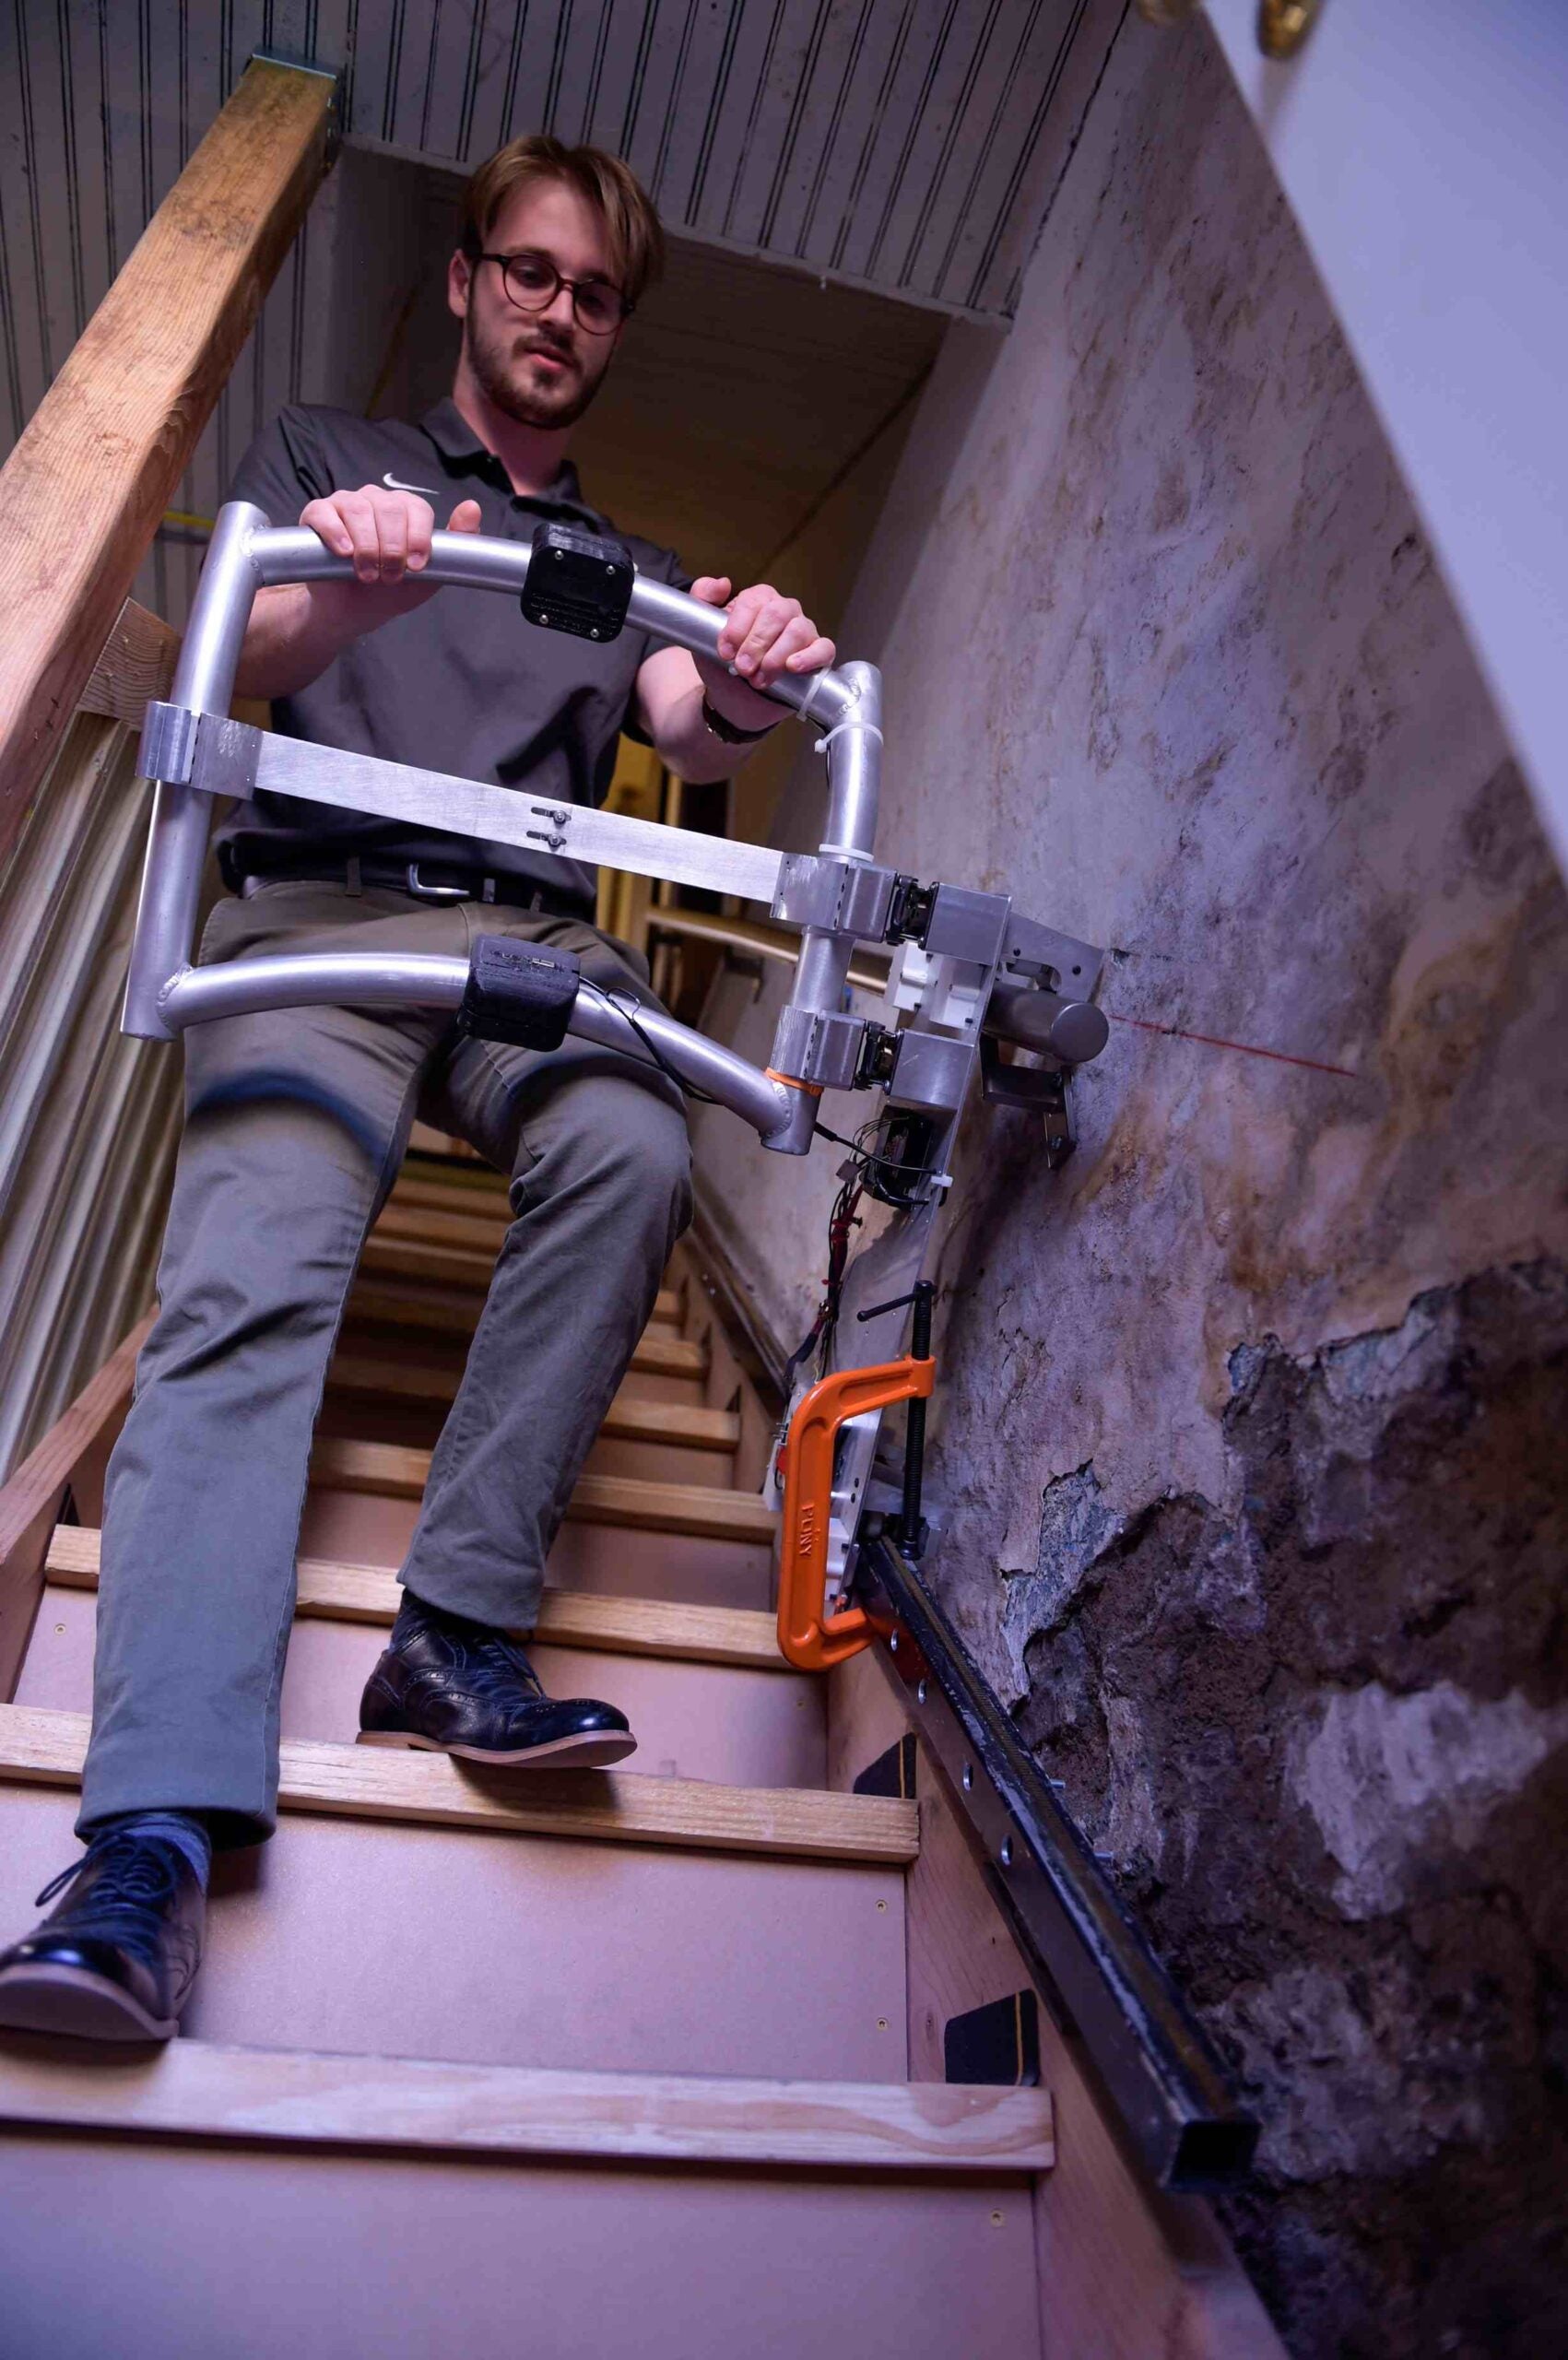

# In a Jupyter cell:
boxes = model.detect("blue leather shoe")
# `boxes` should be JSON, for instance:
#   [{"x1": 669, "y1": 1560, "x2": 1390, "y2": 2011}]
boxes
[
  {"x1": 0, "y1": 1827, "x2": 205, "y2": 2041},
  {"x1": 359, "y1": 1592, "x2": 637, "y2": 1768}
]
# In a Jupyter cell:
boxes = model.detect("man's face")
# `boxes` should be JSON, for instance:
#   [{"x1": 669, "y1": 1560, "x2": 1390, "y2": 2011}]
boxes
[{"x1": 449, "y1": 178, "x2": 624, "y2": 431}]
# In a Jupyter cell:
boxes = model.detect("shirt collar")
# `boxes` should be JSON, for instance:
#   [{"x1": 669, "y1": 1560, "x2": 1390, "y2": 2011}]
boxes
[{"x1": 419, "y1": 396, "x2": 595, "y2": 518}]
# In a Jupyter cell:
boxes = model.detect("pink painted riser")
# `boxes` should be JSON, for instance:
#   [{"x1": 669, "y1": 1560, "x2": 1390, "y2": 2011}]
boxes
[
  {"x1": 298, "y1": 1488, "x2": 776, "y2": 1607},
  {"x1": 17, "y1": 1587, "x2": 822, "y2": 1791},
  {"x1": 0, "y1": 1789, "x2": 907, "y2": 2083},
  {"x1": 0, "y1": 2135, "x2": 1042, "y2": 2360}
]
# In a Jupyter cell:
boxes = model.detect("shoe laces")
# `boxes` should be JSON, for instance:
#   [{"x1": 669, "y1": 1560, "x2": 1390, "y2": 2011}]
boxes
[
  {"x1": 448, "y1": 1629, "x2": 546, "y2": 1705},
  {"x1": 34, "y1": 1831, "x2": 185, "y2": 1965}
]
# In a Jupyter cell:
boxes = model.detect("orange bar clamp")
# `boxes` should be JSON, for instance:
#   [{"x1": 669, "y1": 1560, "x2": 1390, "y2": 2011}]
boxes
[{"x1": 776, "y1": 1355, "x2": 936, "y2": 1672}]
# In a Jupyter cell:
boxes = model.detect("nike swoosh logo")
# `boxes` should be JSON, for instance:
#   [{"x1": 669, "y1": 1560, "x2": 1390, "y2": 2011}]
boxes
[{"x1": 383, "y1": 471, "x2": 442, "y2": 495}]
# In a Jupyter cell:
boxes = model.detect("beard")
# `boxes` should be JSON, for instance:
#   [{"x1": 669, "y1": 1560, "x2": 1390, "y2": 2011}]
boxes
[{"x1": 463, "y1": 308, "x2": 609, "y2": 431}]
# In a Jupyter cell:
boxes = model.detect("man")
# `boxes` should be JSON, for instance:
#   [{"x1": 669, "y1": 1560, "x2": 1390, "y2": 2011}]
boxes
[{"x1": 0, "y1": 136, "x2": 834, "y2": 2042}]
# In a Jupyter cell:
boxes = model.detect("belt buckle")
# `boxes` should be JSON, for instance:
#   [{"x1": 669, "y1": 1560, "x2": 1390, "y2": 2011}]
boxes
[{"x1": 406, "y1": 861, "x2": 470, "y2": 903}]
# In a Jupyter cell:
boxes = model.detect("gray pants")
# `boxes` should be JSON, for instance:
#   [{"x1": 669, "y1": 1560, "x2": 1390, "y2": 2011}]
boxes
[{"x1": 80, "y1": 881, "x2": 692, "y2": 1844}]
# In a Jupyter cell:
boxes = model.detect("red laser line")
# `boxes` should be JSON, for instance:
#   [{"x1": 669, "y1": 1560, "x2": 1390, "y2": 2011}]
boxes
[{"x1": 1108, "y1": 1011, "x2": 1361, "y2": 1081}]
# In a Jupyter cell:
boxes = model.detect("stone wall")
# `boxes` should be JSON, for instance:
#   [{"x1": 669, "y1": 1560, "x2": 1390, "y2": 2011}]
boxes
[{"x1": 689, "y1": 15, "x2": 1568, "y2": 2354}]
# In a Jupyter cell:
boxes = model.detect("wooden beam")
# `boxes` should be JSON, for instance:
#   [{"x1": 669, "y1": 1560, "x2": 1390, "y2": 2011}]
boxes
[
  {"x1": 311, "y1": 1438, "x2": 778, "y2": 1542},
  {"x1": 0, "y1": 1707, "x2": 915, "y2": 1864},
  {"x1": 0, "y1": 2038, "x2": 1051, "y2": 2173},
  {"x1": 0, "y1": 1318, "x2": 151, "y2": 1699},
  {"x1": 326, "y1": 1356, "x2": 738, "y2": 1449},
  {"x1": 74, "y1": 599, "x2": 179, "y2": 726},
  {"x1": 45, "y1": 1526, "x2": 794, "y2": 1671},
  {"x1": 0, "y1": 59, "x2": 336, "y2": 867}
]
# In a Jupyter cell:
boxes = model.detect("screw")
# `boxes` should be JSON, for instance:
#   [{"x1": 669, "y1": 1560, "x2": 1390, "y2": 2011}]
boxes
[
  {"x1": 916, "y1": 1678, "x2": 927, "y2": 1705},
  {"x1": 552, "y1": 548, "x2": 563, "y2": 560},
  {"x1": 53, "y1": 1622, "x2": 65, "y2": 1635},
  {"x1": 961, "y1": 1763, "x2": 973, "y2": 1790},
  {"x1": 876, "y1": 1899, "x2": 888, "y2": 1912},
  {"x1": 589, "y1": 628, "x2": 601, "y2": 640},
  {"x1": 999, "y1": 1837, "x2": 1013, "y2": 1868},
  {"x1": 877, "y1": 2018, "x2": 889, "y2": 2031},
  {"x1": 606, "y1": 561, "x2": 617, "y2": 574},
  {"x1": 889, "y1": 1632, "x2": 900, "y2": 1654}
]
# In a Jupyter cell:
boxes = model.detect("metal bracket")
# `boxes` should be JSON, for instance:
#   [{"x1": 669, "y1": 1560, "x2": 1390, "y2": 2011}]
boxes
[
  {"x1": 772, "y1": 852, "x2": 896, "y2": 939},
  {"x1": 1002, "y1": 910, "x2": 1105, "y2": 1001},
  {"x1": 769, "y1": 1003, "x2": 868, "y2": 1092},
  {"x1": 137, "y1": 700, "x2": 201, "y2": 786},
  {"x1": 980, "y1": 1034, "x2": 1078, "y2": 1167}
]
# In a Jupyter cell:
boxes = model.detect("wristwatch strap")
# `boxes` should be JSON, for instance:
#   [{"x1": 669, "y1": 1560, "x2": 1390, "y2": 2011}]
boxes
[{"x1": 701, "y1": 694, "x2": 779, "y2": 746}]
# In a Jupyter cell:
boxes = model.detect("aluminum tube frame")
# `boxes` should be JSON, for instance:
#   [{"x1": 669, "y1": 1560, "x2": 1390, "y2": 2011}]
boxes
[
  {"x1": 154, "y1": 951, "x2": 811, "y2": 1149},
  {"x1": 123, "y1": 502, "x2": 874, "y2": 1045},
  {"x1": 790, "y1": 659, "x2": 883, "y2": 1040},
  {"x1": 124, "y1": 502, "x2": 269, "y2": 1038},
  {"x1": 247, "y1": 525, "x2": 858, "y2": 729}
]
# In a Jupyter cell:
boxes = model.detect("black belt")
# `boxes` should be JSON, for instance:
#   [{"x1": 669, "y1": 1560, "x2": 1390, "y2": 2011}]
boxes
[{"x1": 233, "y1": 858, "x2": 570, "y2": 912}]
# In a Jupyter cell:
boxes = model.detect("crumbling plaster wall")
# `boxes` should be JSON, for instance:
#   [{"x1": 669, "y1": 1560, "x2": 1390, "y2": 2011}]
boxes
[{"x1": 690, "y1": 16, "x2": 1568, "y2": 2357}]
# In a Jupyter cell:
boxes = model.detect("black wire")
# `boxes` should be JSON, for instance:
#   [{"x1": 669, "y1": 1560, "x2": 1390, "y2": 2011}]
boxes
[
  {"x1": 815, "y1": 1116, "x2": 945, "y2": 1188},
  {"x1": 578, "y1": 979, "x2": 725, "y2": 1105}
]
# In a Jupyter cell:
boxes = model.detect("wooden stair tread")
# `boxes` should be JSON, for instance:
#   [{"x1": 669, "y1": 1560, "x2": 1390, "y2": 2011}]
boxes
[
  {"x1": 390, "y1": 1174, "x2": 513, "y2": 1216},
  {"x1": 361, "y1": 1231, "x2": 684, "y2": 1311},
  {"x1": 0, "y1": 2036, "x2": 1051, "y2": 2172},
  {"x1": 311, "y1": 1439, "x2": 778, "y2": 1542},
  {"x1": 343, "y1": 1282, "x2": 707, "y2": 1375},
  {"x1": 45, "y1": 1528, "x2": 792, "y2": 1670},
  {"x1": 326, "y1": 1360, "x2": 738, "y2": 1451},
  {"x1": 0, "y1": 1707, "x2": 915, "y2": 1863}
]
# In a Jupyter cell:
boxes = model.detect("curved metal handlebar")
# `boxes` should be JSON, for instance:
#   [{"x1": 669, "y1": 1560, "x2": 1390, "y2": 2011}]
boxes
[
  {"x1": 155, "y1": 950, "x2": 817, "y2": 1153},
  {"x1": 246, "y1": 525, "x2": 856, "y2": 728},
  {"x1": 170, "y1": 503, "x2": 861, "y2": 729}
]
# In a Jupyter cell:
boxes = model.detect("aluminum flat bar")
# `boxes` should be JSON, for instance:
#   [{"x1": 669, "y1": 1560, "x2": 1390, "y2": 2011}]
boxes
[
  {"x1": 856, "y1": 1531, "x2": 1259, "y2": 2192},
  {"x1": 238, "y1": 731, "x2": 785, "y2": 905}
]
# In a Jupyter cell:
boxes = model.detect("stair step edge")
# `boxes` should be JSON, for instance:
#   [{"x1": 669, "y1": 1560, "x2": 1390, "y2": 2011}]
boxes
[
  {"x1": 324, "y1": 1359, "x2": 738, "y2": 1451},
  {"x1": 343, "y1": 1286, "x2": 708, "y2": 1374},
  {"x1": 44, "y1": 1529, "x2": 794, "y2": 1672},
  {"x1": 0, "y1": 2037, "x2": 1052, "y2": 2173},
  {"x1": 310, "y1": 1443, "x2": 778, "y2": 1541},
  {"x1": 0, "y1": 1707, "x2": 916, "y2": 1865}
]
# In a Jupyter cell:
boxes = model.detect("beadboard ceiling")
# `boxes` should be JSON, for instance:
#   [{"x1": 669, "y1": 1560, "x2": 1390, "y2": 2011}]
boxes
[{"x1": 0, "y1": 0, "x2": 1117, "y2": 620}]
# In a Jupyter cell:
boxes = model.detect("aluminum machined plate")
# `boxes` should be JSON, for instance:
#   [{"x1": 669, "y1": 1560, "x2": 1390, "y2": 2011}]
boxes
[{"x1": 193, "y1": 723, "x2": 786, "y2": 906}]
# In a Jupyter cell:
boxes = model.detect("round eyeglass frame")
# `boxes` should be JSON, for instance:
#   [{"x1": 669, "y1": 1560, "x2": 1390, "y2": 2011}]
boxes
[{"x1": 476, "y1": 250, "x2": 632, "y2": 334}]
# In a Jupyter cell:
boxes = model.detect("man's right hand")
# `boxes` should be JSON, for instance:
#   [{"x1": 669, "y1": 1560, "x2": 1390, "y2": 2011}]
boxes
[
  {"x1": 235, "y1": 490, "x2": 484, "y2": 702},
  {"x1": 299, "y1": 485, "x2": 483, "y2": 607}
]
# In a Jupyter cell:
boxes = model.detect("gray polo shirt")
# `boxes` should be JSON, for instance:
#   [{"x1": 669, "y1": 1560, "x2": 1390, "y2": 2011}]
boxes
[{"x1": 213, "y1": 397, "x2": 691, "y2": 915}]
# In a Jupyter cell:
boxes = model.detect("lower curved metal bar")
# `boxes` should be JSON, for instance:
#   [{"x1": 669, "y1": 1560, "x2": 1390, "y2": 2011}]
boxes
[{"x1": 156, "y1": 954, "x2": 815, "y2": 1151}]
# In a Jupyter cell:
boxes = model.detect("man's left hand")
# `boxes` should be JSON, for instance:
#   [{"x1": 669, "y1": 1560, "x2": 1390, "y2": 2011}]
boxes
[{"x1": 690, "y1": 576, "x2": 836, "y2": 726}]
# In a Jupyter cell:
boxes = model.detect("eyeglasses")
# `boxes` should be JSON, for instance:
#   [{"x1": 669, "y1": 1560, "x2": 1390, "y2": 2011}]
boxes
[{"x1": 477, "y1": 250, "x2": 632, "y2": 335}]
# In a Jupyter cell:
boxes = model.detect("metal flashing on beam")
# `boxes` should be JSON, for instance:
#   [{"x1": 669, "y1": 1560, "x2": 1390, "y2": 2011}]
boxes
[{"x1": 249, "y1": 52, "x2": 347, "y2": 163}]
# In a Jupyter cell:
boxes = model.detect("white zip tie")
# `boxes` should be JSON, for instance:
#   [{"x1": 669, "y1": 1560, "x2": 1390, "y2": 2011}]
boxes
[{"x1": 814, "y1": 717, "x2": 885, "y2": 755}]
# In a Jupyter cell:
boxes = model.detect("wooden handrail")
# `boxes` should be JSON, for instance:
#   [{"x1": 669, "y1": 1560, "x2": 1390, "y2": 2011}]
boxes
[
  {"x1": 0, "y1": 1316, "x2": 151, "y2": 1697},
  {"x1": 0, "y1": 58, "x2": 335, "y2": 868}
]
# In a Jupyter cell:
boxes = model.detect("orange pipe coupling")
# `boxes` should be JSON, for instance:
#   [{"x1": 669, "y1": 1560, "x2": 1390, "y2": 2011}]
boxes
[{"x1": 776, "y1": 1355, "x2": 936, "y2": 1672}]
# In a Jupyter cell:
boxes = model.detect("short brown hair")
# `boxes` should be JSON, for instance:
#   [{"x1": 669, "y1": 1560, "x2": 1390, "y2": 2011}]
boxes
[{"x1": 458, "y1": 136, "x2": 665, "y2": 310}]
